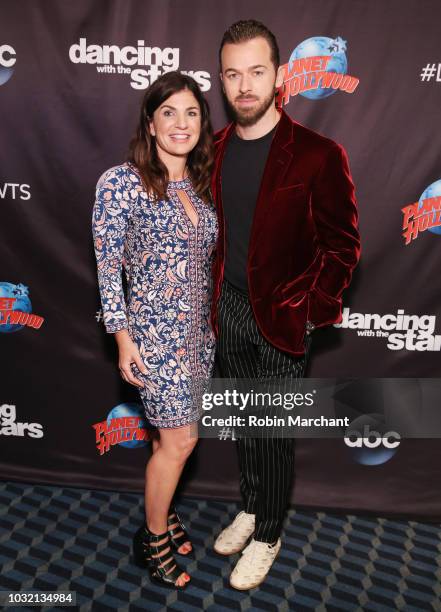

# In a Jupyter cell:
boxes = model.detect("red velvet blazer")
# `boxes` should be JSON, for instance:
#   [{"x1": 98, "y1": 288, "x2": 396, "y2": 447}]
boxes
[{"x1": 211, "y1": 109, "x2": 361, "y2": 356}]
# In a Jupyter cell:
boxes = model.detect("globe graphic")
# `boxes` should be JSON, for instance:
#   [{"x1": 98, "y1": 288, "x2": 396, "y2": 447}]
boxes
[
  {"x1": 350, "y1": 446, "x2": 397, "y2": 466},
  {"x1": 0, "y1": 66, "x2": 14, "y2": 86},
  {"x1": 288, "y1": 36, "x2": 348, "y2": 100},
  {"x1": 106, "y1": 402, "x2": 149, "y2": 448},
  {"x1": 0, "y1": 282, "x2": 32, "y2": 333},
  {"x1": 418, "y1": 179, "x2": 441, "y2": 235}
]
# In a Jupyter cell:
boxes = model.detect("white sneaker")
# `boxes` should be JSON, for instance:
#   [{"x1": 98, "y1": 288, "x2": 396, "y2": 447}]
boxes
[
  {"x1": 214, "y1": 511, "x2": 255, "y2": 555},
  {"x1": 229, "y1": 537, "x2": 281, "y2": 590}
]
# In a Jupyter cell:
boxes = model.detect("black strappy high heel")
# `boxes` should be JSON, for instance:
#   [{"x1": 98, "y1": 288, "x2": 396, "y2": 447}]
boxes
[
  {"x1": 133, "y1": 524, "x2": 151, "y2": 568},
  {"x1": 167, "y1": 506, "x2": 194, "y2": 557},
  {"x1": 133, "y1": 525, "x2": 189, "y2": 589},
  {"x1": 132, "y1": 505, "x2": 193, "y2": 566}
]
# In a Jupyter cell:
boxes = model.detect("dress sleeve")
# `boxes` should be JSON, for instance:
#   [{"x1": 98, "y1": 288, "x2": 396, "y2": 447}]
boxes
[{"x1": 92, "y1": 167, "x2": 131, "y2": 333}]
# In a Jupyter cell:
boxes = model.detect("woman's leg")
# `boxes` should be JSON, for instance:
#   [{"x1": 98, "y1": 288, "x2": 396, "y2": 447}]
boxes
[
  {"x1": 150, "y1": 429, "x2": 160, "y2": 453},
  {"x1": 145, "y1": 423, "x2": 197, "y2": 586},
  {"x1": 149, "y1": 428, "x2": 192, "y2": 555}
]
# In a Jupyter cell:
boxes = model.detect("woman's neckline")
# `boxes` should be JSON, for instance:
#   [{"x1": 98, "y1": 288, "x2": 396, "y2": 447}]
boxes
[
  {"x1": 126, "y1": 162, "x2": 191, "y2": 190},
  {"x1": 167, "y1": 176, "x2": 192, "y2": 189}
]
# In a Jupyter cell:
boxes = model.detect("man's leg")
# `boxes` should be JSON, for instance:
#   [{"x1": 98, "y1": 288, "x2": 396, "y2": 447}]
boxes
[
  {"x1": 217, "y1": 281, "x2": 260, "y2": 514},
  {"x1": 227, "y1": 327, "x2": 312, "y2": 590},
  {"x1": 253, "y1": 334, "x2": 308, "y2": 543}
]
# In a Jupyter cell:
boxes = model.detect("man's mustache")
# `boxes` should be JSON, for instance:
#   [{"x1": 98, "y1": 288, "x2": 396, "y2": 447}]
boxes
[{"x1": 235, "y1": 95, "x2": 258, "y2": 101}]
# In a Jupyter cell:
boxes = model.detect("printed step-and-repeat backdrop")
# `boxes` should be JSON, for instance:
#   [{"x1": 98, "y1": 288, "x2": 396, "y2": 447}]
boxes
[{"x1": 1, "y1": 0, "x2": 441, "y2": 519}]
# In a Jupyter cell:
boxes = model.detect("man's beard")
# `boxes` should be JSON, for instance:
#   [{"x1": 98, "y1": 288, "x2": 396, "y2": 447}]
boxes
[{"x1": 227, "y1": 89, "x2": 276, "y2": 127}]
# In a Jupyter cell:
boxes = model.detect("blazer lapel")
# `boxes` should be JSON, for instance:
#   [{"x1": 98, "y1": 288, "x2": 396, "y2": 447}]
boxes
[
  {"x1": 212, "y1": 122, "x2": 235, "y2": 204},
  {"x1": 248, "y1": 110, "x2": 295, "y2": 256}
]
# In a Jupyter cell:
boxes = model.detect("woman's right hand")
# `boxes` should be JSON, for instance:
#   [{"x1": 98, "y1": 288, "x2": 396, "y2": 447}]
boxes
[{"x1": 114, "y1": 330, "x2": 148, "y2": 388}]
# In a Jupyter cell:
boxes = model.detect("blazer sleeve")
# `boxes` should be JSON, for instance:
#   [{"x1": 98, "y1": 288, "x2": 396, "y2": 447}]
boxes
[
  {"x1": 92, "y1": 167, "x2": 131, "y2": 333},
  {"x1": 309, "y1": 143, "x2": 361, "y2": 323}
]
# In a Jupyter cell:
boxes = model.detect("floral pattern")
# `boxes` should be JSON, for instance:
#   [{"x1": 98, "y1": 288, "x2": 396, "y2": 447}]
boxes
[{"x1": 92, "y1": 163, "x2": 218, "y2": 428}]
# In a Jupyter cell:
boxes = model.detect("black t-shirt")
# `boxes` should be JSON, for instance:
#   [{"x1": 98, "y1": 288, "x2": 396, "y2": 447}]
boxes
[{"x1": 221, "y1": 125, "x2": 276, "y2": 294}]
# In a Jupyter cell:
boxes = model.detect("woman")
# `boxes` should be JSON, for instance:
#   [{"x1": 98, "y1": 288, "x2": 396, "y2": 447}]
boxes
[{"x1": 92, "y1": 72, "x2": 217, "y2": 589}]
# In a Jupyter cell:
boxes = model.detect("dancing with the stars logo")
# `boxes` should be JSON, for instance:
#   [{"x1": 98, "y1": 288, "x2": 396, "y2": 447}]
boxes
[{"x1": 278, "y1": 36, "x2": 359, "y2": 106}]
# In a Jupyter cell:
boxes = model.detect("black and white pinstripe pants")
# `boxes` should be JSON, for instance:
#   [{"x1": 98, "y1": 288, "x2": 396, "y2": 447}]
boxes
[{"x1": 217, "y1": 279, "x2": 311, "y2": 543}]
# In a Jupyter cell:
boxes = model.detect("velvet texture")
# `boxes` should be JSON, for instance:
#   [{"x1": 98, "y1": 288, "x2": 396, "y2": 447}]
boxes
[{"x1": 211, "y1": 110, "x2": 361, "y2": 356}]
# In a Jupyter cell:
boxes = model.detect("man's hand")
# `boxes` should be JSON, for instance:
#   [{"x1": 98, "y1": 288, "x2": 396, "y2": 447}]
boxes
[{"x1": 114, "y1": 330, "x2": 148, "y2": 388}]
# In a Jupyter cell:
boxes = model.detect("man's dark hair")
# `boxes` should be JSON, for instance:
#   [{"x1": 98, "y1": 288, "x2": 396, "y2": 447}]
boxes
[{"x1": 219, "y1": 20, "x2": 280, "y2": 70}]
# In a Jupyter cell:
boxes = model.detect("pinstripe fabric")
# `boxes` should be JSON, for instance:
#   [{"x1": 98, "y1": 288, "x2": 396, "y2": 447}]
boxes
[{"x1": 217, "y1": 280, "x2": 311, "y2": 543}]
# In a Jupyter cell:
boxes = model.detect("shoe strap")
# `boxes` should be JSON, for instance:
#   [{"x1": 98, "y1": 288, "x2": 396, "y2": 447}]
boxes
[
  {"x1": 168, "y1": 508, "x2": 190, "y2": 544},
  {"x1": 145, "y1": 527, "x2": 168, "y2": 544},
  {"x1": 168, "y1": 509, "x2": 186, "y2": 529},
  {"x1": 167, "y1": 505, "x2": 177, "y2": 521},
  {"x1": 152, "y1": 560, "x2": 183, "y2": 583},
  {"x1": 149, "y1": 538, "x2": 186, "y2": 585},
  {"x1": 152, "y1": 551, "x2": 174, "y2": 571},
  {"x1": 169, "y1": 530, "x2": 188, "y2": 548}
]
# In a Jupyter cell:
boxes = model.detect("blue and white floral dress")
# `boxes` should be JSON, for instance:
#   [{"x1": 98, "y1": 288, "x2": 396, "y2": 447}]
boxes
[{"x1": 92, "y1": 163, "x2": 218, "y2": 428}]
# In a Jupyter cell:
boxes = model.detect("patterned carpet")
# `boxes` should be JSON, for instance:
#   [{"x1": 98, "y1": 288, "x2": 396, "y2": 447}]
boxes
[{"x1": 0, "y1": 481, "x2": 440, "y2": 611}]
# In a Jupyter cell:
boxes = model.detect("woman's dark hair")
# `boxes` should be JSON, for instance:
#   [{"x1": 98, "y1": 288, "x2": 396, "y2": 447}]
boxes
[{"x1": 128, "y1": 71, "x2": 213, "y2": 202}]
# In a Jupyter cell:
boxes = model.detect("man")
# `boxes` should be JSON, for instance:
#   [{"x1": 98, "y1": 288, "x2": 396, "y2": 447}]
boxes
[{"x1": 211, "y1": 20, "x2": 360, "y2": 590}]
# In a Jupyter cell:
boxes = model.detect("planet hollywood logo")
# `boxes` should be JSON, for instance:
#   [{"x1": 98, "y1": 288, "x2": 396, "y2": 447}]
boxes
[
  {"x1": 335, "y1": 307, "x2": 441, "y2": 352},
  {"x1": 401, "y1": 179, "x2": 441, "y2": 245},
  {"x1": 0, "y1": 282, "x2": 44, "y2": 333},
  {"x1": 0, "y1": 44, "x2": 16, "y2": 86},
  {"x1": 68, "y1": 38, "x2": 211, "y2": 91},
  {"x1": 92, "y1": 402, "x2": 150, "y2": 455},
  {"x1": 278, "y1": 36, "x2": 359, "y2": 106}
]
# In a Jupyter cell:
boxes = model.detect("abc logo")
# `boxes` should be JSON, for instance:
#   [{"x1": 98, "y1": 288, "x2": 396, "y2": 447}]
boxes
[
  {"x1": 344, "y1": 425, "x2": 401, "y2": 449},
  {"x1": 0, "y1": 45, "x2": 16, "y2": 67},
  {"x1": 344, "y1": 416, "x2": 401, "y2": 466},
  {"x1": 0, "y1": 44, "x2": 16, "y2": 86}
]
